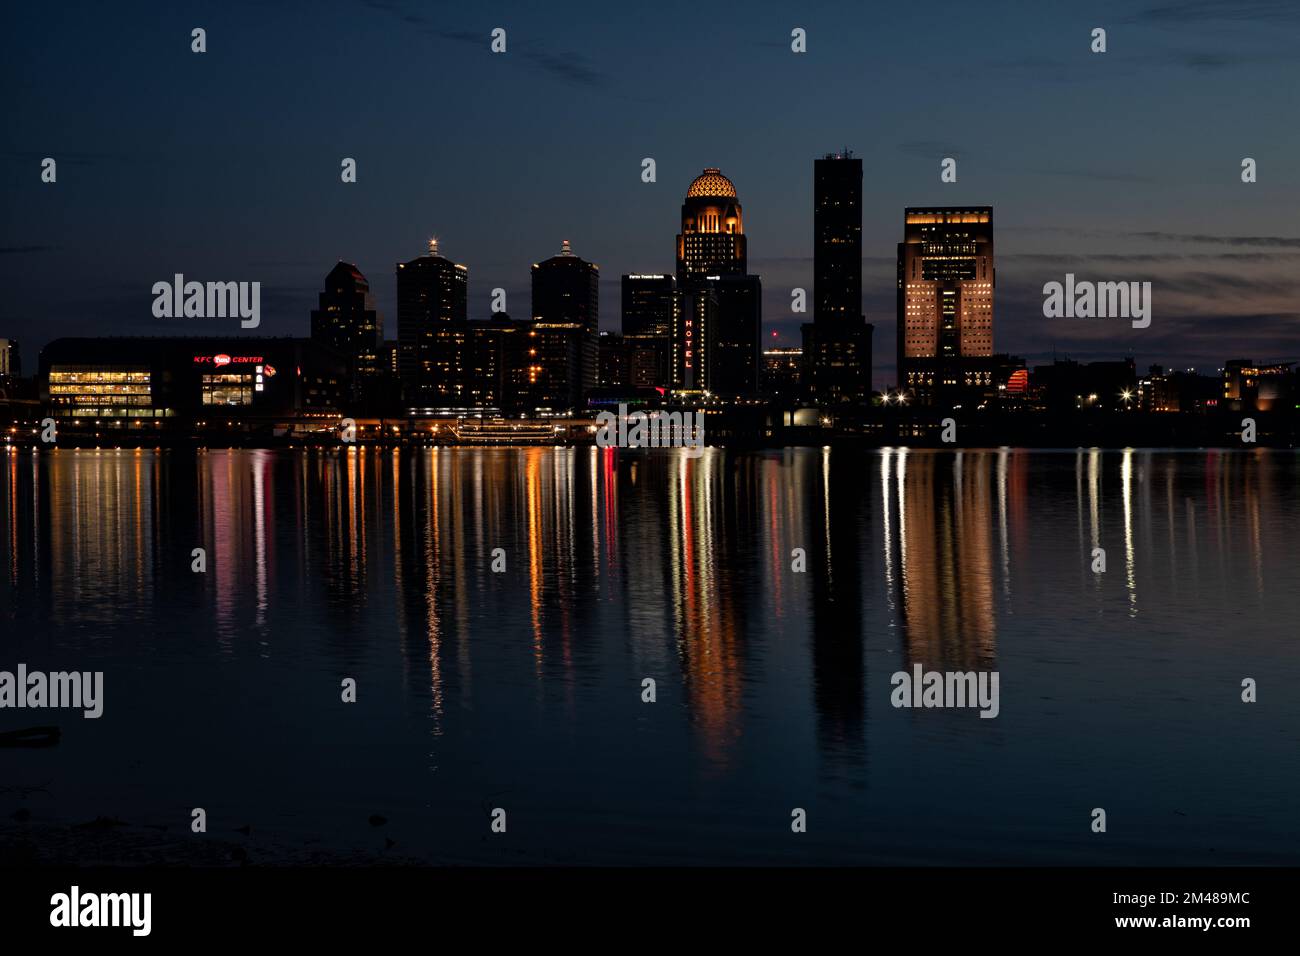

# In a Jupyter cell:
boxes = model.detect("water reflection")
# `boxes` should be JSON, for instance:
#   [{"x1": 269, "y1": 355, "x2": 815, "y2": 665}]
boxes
[
  {"x1": 884, "y1": 448, "x2": 998, "y2": 672},
  {"x1": 1, "y1": 445, "x2": 1298, "y2": 861},
  {"x1": 2, "y1": 448, "x2": 1294, "y2": 685},
  {"x1": 806, "y1": 446, "x2": 866, "y2": 765}
]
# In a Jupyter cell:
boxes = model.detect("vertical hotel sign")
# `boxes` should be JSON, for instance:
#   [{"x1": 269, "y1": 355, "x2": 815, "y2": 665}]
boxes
[{"x1": 683, "y1": 309, "x2": 695, "y2": 389}]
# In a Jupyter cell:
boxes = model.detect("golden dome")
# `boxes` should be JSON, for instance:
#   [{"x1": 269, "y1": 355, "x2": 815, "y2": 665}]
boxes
[{"x1": 686, "y1": 168, "x2": 737, "y2": 198}]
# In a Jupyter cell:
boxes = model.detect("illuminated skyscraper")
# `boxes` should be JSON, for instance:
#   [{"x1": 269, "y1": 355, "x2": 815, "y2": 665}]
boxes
[
  {"x1": 621, "y1": 274, "x2": 678, "y2": 388},
  {"x1": 676, "y1": 168, "x2": 746, "y2": 281},
  {"x1": 397, "y1": 238, "x2": 468, "y2": 408},
  {"x1": 673, "y1": 168, "x2": 760, "y2": 397},
  {"x1": 621, "y1": 274, "x2": 675, "y2": 339},
  {"x1": 896, "y1": 207, "x2": 994, "y2": 405},
  {"x1": 532, "y1": 240, "x2": 599, "y2": 334},
  {"x1": 532, "y1": 239, "x2": 599, "y2": 408}
]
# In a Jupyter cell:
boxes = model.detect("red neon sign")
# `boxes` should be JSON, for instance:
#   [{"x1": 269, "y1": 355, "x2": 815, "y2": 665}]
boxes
[{"x1": 193, "y1": 354, "x2": 265, "y2": 365}]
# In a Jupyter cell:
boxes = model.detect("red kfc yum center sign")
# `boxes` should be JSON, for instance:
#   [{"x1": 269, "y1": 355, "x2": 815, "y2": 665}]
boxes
[{"x1": 192, "y1": 353, "x2": 265, "y2": 367}]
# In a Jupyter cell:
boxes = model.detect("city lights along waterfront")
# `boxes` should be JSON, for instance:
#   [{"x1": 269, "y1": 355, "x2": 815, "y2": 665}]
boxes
[{"x1": 4, "y1": 159, "x2": 1295, "y2": 449}]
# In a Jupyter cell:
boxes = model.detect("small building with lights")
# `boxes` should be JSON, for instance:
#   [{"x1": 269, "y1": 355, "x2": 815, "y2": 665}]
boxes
[{"x1": 38, "y1": 337, "x2": 347, "y2": 432}]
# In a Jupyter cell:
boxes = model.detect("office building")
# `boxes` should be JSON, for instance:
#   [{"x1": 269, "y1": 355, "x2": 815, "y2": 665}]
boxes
[
  {"x1": 39, "y1": 337, "x2": 346, "y2": 424},
  {"x1": 310, "y1": 261, "x2": 383, "y2": 401},
  {"x1": 621, "y1": 274, "x2": 677, "y2": 388},
  {"x1": 896, "y1": 207, "x2": 994, "y2": 405},
  {"x1": 397, "y1": 238, "x2": 468, "y2": 409},
  {"x1": 532, "y1": 239, "x2": 599, "y2": 410}
]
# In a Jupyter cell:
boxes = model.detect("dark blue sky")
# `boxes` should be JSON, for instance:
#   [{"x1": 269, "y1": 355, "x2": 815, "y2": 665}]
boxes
[{"x1": 4, "y1": 0, "x2": 1299, "y2": 388}]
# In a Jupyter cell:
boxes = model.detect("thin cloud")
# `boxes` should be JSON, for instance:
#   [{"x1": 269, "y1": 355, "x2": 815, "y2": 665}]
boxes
[
  {"x1": 1010, "y1": 165, "x2": 1160, "y2": 184},
  {"x1": 964, "y1": 56, "x2": 1094, "y2": 84},
  {"x1": 1131, "y1": 1, "x2": 1300, "y2": 24},
  {"x1": 0, "y1": 245, "x2": 57, "y2": 255},
  {"x1": 360, "y1": 1, "x2": 608, "y2": 88},
  {"x1": 898, "y1": 140, "x2": 967, "y2": 158},
  {"x1": 2, "y1": 150, "x2": 126, "y2": 167},
  {"x1": 1129, "y1": 232, "x2": 1300, "y2": 248},
  {"x1": 521, "y1": 50, "x2": 604, "y2": 88}
]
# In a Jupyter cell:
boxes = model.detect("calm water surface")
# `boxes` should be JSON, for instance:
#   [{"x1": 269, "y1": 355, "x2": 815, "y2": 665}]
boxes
[{"x1": 2, "y1": 447, "x2": 1298, "y2": 865}]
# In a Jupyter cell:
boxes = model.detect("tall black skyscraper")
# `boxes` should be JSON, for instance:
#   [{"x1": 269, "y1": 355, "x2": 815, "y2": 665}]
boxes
[
  {"x1": 532, "y1": 239, "x2": 600, "y2": 334},
  {"x1": 531, "y1": 239, "x2": 600, "y2": 410},
  {"x1": 397, "y1": 238, "x2": 468, "y2": 409},
  {"x1": 802, "y1": 151, "x2": 872, "y2": 404},
  {"x1": 711, "y1": 274, "x2": 761, "y2": 395},
  {"x1": 814, "y1": 154, "x2": 862, "y2": 322},
  {"x1": 310, "y1": 261, "x2": 383, "y2": 398}
]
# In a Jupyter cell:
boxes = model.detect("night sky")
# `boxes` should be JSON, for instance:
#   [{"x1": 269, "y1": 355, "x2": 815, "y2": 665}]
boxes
[{"x1": 4, "y1": 0, "x2": 1299, "y2": 389}]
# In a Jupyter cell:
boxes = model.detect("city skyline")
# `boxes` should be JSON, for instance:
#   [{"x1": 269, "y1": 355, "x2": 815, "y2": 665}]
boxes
[
  {"x1": 15, "y1": 170, "x2": 1299, "y2": 433},
  {"x1": 4, "y1": 1, "x2": 1300, "y2": 390}
]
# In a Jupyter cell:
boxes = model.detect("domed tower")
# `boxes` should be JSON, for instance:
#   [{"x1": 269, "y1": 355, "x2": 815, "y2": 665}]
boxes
[{"x1": 676, "y1": 168, "x2": 746, "y2": 281}]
